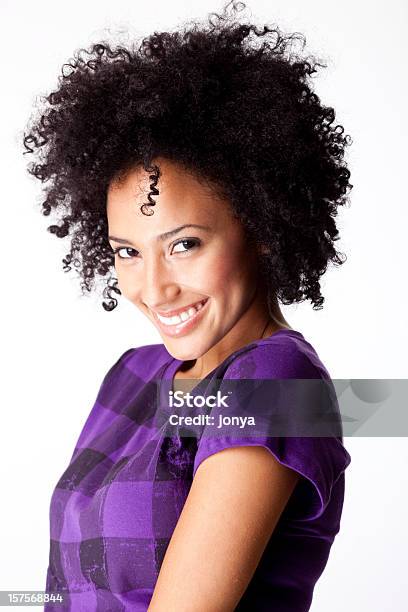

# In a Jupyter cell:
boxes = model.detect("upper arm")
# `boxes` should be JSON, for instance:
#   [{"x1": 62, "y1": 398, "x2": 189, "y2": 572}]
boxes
[{"x1": 148, "y1": 445, "x2": 300, "y2": 612}]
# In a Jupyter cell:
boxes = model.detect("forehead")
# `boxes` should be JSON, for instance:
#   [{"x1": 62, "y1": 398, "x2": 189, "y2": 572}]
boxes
[{"x1": 106, "y1": 157, "x2": 234, "y2": 231}]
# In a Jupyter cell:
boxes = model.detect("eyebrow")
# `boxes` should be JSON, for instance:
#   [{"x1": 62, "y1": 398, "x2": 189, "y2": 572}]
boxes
[{"x1": 108, "y1": 224, "x2": 211, "y2": 245}]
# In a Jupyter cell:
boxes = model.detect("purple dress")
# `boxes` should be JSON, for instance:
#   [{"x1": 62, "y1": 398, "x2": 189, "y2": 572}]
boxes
[{"x1": 44, "y1": 329, "x2": 351, "y2": 611}]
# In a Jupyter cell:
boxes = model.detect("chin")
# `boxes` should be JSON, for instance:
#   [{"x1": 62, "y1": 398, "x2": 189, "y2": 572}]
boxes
[{"x1": 162, "y1": 336, "x2": 209, "y2": 361}]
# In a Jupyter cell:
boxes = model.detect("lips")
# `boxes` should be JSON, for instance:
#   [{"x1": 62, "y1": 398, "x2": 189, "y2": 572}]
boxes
[
  {"x1": 152, "y1": 297, "x2": 209, "y2": 337},
  {"x1": 154, "y1": 298, "x2": 208, "y2": 318}
]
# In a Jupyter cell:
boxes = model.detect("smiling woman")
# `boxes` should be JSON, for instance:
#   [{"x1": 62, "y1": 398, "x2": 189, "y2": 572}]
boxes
[
  {"x1": 106, "y1": 157, "x2": 285, "y2": 372},
  {"x1": 23, "y1": 1, "x2": 352, "y2": 610}
]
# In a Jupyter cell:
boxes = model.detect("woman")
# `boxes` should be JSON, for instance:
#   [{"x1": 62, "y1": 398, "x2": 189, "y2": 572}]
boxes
[{"x1": 23, "y1": 2, "x2": 352, "y2": 610}]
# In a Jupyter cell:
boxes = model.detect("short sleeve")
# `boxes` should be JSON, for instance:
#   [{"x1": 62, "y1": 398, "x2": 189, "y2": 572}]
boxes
[{"x1": 192, "y1": 342, "x2": 351, "y2": 522}]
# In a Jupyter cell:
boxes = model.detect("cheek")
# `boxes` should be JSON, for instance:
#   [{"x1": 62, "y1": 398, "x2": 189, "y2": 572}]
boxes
[
  {"x1": 115, "y1": 264, "x2": 138, "y2": 300},
  {"x1": 186, "y1": 244, "x2": 250, "y2": 293}
]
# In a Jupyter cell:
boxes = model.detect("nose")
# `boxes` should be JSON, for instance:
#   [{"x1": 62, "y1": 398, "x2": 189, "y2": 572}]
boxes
[{"x1": 140, "y1": 253, "x2": 180, "y2": 310}]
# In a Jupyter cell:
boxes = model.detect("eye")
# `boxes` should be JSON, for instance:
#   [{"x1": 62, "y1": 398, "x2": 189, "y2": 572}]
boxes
[
  {"x1": 171, "y1": 238, "x2": 200, "y2": 254},
  {"x1": 112, "y1": 246, "x2": 138, "y2": 259}
]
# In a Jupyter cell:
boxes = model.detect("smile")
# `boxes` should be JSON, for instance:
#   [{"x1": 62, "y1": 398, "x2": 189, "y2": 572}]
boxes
[
  {"x1": 152, "y1": 298, "x2": 210, "y2": 338},
  {"x1": 156, "y1": 298, "x2": 208, "y2": 325}
]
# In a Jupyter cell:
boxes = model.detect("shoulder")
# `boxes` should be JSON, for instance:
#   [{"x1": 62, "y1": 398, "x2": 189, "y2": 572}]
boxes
[
  {"x1": 117, "y1": 342, "x2": 172, "y2": 376},
  {"x1": 103, "y1": 342, "x2": 172, "y2": 382},
  {"x1": 95, "y1": 343, "x2": 172, "y2": 410},
  {"x1": 223, "y1": 330, "x2": 330, "y2": 380}
]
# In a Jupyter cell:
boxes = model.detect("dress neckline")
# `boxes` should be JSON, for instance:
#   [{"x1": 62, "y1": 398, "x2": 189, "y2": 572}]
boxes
[{"x1": 161, "y1": 328, "x2": 304, "y2": 394}]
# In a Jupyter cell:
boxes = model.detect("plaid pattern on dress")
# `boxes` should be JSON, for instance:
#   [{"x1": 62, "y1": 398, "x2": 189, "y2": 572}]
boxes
[
  {"x1": 44, "y1": 331, "x2": 351, "y2": 612},
  {"x1": 44, "y1": 344, "x2": 196, "y2": 611}
]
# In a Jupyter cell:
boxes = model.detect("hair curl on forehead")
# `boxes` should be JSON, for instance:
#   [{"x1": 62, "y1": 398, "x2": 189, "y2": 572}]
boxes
[{"x1": 23, "y1": 0, "x2": 352, "y2": 312}]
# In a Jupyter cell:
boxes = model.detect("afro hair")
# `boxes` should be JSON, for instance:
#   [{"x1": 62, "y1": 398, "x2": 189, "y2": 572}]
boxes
[{"x1": 23, "y1": 0, "x2": 352, "y2": 312}]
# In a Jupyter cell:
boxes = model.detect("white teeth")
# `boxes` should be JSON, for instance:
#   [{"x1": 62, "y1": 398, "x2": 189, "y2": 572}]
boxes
[{"x1": 156, "y1": 300, "x2": 206, "y2": 326}]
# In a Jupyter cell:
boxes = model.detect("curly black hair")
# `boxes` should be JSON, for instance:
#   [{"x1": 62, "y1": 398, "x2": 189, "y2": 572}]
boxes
[{"x1": 23, "y1": 0, "x2": 352, "y2": 312}]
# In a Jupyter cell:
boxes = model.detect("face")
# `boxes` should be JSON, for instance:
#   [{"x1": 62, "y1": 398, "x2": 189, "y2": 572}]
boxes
[{"x1": 106, "y1": 157, "x2": 261, "y2": 361}]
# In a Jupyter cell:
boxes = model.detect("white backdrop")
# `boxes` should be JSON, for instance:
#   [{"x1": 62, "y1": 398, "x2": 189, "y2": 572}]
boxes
[{"x1": 1, "y1": 0, "x2": 407, "y2": 610}]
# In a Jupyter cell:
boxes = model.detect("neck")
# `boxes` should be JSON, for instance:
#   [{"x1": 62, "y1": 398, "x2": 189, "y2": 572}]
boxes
[{"x1": 177, "y1": 283, "x2": 291, "y2": 380}]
